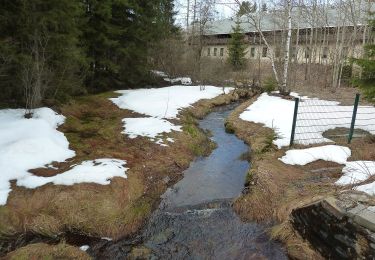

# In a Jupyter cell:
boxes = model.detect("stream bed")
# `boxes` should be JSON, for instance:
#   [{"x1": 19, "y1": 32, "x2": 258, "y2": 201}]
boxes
[{"x1": 91, "y1": 103, "x2": 287, "y2": 259}]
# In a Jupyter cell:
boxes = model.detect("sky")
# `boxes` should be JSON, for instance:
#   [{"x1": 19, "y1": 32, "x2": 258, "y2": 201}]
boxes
[
  {"x1": 174, "y1": 0, "x2": 269, "y2": 27},
  {"x1": 174, "y1": 0, "x2": 240, "y2": 27}
]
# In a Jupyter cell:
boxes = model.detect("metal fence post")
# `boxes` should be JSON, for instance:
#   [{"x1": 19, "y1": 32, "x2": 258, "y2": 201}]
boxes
[
  {"x1": 290, "y1": 97, "x2": 300, "y2": 147},
  {"x1": 348, "y1": 93, "x2": 360, "y2": 144}
]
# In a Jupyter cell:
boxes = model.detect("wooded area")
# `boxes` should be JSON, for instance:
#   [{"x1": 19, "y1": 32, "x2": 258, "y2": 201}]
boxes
[{"x1": 0, "y1": 0, "x2": 176, "y2": 109}]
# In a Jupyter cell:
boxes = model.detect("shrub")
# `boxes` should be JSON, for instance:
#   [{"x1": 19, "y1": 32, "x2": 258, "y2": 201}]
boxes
[{"x1": 263, "y1": 77, "x2": 277, "y2": 93}]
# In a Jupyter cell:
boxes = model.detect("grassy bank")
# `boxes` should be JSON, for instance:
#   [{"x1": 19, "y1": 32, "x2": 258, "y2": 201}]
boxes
[
  {"x1": 226, "y1": 95, "x2": 375, "y2": 259},
  {"x1": 0, "y1": 88, "x2": 251, "y2": 257}
]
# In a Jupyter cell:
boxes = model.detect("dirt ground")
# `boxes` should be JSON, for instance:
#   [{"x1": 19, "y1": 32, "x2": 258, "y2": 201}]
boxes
[
  {"x1": 227, "y1": 86, "x2": 375, "y2": 259},
  {"x1": 0, "y1": 89, "x2": 254, "y2": 257}
]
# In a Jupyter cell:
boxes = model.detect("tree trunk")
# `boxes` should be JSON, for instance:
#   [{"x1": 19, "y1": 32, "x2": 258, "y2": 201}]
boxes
[{"x1": 281, "y1": 0, "x2": 292, "y2": 94}]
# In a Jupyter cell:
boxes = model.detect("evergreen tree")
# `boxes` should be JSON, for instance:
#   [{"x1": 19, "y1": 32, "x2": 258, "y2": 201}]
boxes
[
  {"x1": 0, "y1": 0, "x2": 86, "y2": 108},
  {"x1": 83, "y1": 0, "x2": 177, "y2": 91},
  {"x1": 354, "y1": 15, "x2": 375, "y2": 102},
  {"x1": 0, "y1": 0, "x2": 177, "y2": 106},
  {"x1": 82, "y1": 0, "x2": 121, "y2": 92},
  {"x1": 228, "y1": 19, "x2": 247, "y2": 70},
  {"x1": 238, "y1": 1, "x2": 257, "y2": 17}
]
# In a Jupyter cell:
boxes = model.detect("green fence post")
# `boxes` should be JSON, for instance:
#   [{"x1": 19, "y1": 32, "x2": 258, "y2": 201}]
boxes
[
  {"x1": 290, "y1": 97, "x2": 300, "y2": 147},
  {"x1": 348, "y1": 93, "x2": 360, "y2": 144}
]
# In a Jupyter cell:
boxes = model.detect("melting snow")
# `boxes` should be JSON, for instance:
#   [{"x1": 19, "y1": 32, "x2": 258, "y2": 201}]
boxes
[
  {"x1": 240, "y1": 93, "x2": 375, "y2": 148},
  {"x1": 111, "y1": 85, "x2": 230, "y2": 145},
  {"x1": 164, "y1": 77, "x2": 193, "y2": 85},
  {"x1": 0, "y1": 108, "x2": 128, "y2": 205},
  {"x1": 80, "y1": 245, "x2": 90, "y2": 252},
  {"x1": 111, "y1": 85, "x2": 229, "y2": 119},
  {"x1": 17, "y1": 159, "x2": 127, "y2": 189},
  {"x1": 279, "y1": 145, "x2": 375, "y2": 195},
  {"x1": 122, "y1": 117, "x2": 181, "y2": 139},
  {"x1": 335, "y1": 161, "x2": 375, "y2": 186},
  {"x1": 0, "y1": 108, "x2": 75, "y2": 205},
  {"x1": 279, "y1": 145, "x2": 351, "y2": 165}
]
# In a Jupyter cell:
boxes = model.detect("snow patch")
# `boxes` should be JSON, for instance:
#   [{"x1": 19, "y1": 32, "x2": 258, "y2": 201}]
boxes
[
  {"x1": 240, "y1": 93, "x2": 295, "y2": 148},
  {"x1": 17, "y1": 159, "x2": 127, "y2": 189},
  {"x1": 0, "y1": 108, "x2": 75, "y2": 205},
  {"x1": 240, "y1": 93, "x2": 375, "y2": 148},
  {"x1": 151, "y1": 70, "x2": 168, "y2": 78},
  {"x1": 335, "y1": 161, "x2": 375, "y2": 186},
  {"x1": 80, "y1": 245, "x2": 90, "y2": 252},
  {"x1": 122, "y1": 117, "x2": 181, "y2": 139},
  {"x1": 111, "y1": 85, "x2": 231, "y2": 145},
  {"x1": 165, "y1": 77, "x2": 193, "y2": 85},
  {"x1": 356, "y1": 181, "x2": 375, "y2": 196},
  {"x1": 279, "y1": 145, "x2": 351, "y2": 165},
  {"x1": 111, "y1": 85, "x2": 229, "y2": 119}
]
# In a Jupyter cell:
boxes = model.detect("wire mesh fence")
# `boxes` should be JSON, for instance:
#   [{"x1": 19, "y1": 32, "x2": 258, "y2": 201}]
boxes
[{"x1": 290, "y1": 94, "x2": 375, "y2": 146}]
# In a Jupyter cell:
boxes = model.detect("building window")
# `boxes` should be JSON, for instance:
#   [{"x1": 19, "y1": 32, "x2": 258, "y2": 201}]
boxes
[
  {"x1": 220, "y1": 48, "x2": 224, "y2": 56},
  {"x1": 343, "y1": 47, "x2": 349, "y2": 57},
  {"x1": 305, "y1": 48, "x2": 310, "y2": 59},
  {"x1": 250, "y1": 47, "x2": 255, "y2": 58},
  {"x1": 213, "y1": 48, "x2": 217, "y2": 56},
  {"x1": 262, "y1": 47, "x2": 267, "y2": 57},
  {"x1": 275, "y1": 47, "x2": 281, "y2": 58},
  {"x1": 291, "y1": 47, "x2": 297, "y2": 59},
  {"x1": 207, "y1": 48, "x2": 211, "y2": 56},
  {"x1": 322, "y1": 47, "x2": 328, "y2": 59}
]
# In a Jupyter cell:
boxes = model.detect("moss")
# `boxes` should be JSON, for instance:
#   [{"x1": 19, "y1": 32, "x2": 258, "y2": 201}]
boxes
[
  {"x1": 224, "y1": 120, "x2": 235, "y2": 134},
  {"x1": 244, "y1": 168, "x2": 256, "y2": 187},
  {"x1": 126, "y1": 198, "x2": 152, "y2": 221}
]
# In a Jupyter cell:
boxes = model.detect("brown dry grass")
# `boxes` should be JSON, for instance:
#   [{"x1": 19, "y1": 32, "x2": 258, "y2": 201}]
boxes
[
  {"x1": 0, "y1": 90, "x2": 244, "y2": 256},
  {"x1": 226, "y1": 95, "x2": 374, "y2": 259},
  {"x1": 4, "y1": 242, "x2": 90, "y2": 260}
]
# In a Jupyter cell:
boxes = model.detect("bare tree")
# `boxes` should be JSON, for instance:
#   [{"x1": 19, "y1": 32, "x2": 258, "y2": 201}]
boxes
[
  {"x1": 190, "y1": 0, "x2": 217, "y2": 90},
  {"x1": 282, "y1": 0, "x2": 292, "y2": 93},
  {"x1": 22, "y1": 29, "x2": 51, "y2": 117},
  {"x1": 234, "y1": 0, "x2": 293, "y2": 95}
]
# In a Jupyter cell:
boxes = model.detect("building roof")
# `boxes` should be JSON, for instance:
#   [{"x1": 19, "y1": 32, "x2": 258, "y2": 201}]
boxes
[{"x1": 204, "y1": 4, "x2": 374, "y2": 35}]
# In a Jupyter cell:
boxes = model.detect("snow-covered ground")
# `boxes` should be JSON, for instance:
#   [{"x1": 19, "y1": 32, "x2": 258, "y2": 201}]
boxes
[
  {"x1": 242, "y1": 93, "x2": 375, "y2": 196},
  {"x1": 336, "y1": 161, "x2": 375, "y2": 186},
  {"x1": 0, "y1": 108, "x2": 127, "y2": 205},
  {"x1": 0, "y1": 108, "x2": 75, "y2": 205},
  {"x1": 279, "y1": 145, "x2": 351, "y2": 165},
  {"x1": 150, "y1": 70, "x2": 192, "y2": 85},
  {"x1": 122, "y1": 117, "x2": 181, "y2": 145},
  {"x1": 164, "y1": 77, "x2": 192, "y2": 85},
  {"x1": 240, "y1": 93, "x2": 299, "y2": 148},
  {"x1": 111, "y1": 85, "x2": 230, "y2": 144},
  {"x1": 240, "y1": 93, "x2": 375, "y2": 148},
  {"x1": 279, "y1": 145, "x2": 375, "y2": 195},
  {"x1": 17, "y1": 159, "x2": 127, "y2": 189}
]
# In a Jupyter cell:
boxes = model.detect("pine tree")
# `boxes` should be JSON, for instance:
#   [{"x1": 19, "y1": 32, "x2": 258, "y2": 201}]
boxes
[
  {"x1": 354, "y1": 16, "x2": 375, "y2": 102},
  {"x1": 228, "y1": 19, "x2": 247, "y2": 70},
  {"x1": 82, "y1": 0, "x2": 121, "y2": 92},
  {"x1": 0, "y1": 0, "x2": 177, "y2": 106},
  {"x1": 0, "y1": 0, "x2": 86, "y2": 108},
  {"x1": 238, "y1": 1, "x2": 257, "y2": 17},
  {"x1": 83, "y1": 0, "x2": 177, "y2": 90}
]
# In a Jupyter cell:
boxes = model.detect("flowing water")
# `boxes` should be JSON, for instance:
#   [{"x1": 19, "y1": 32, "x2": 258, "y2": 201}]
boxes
[{"x1": 91, "y1": 103, "x2": 287, "y2": 259}]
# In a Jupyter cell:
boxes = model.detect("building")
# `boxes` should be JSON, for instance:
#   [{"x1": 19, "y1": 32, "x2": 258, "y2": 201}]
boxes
[{"x1": 201, "y1": 4, "x2": 374, "y2": 64}]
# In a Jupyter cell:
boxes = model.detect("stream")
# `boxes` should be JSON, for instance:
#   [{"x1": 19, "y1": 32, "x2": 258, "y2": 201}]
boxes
[{"x1": 91, "y1": 103, "x2": 287, "y2": 259}]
